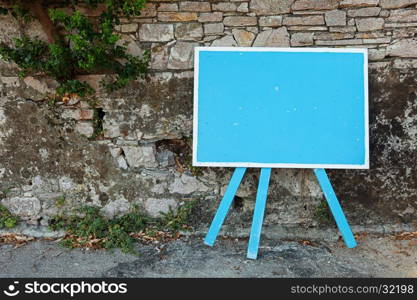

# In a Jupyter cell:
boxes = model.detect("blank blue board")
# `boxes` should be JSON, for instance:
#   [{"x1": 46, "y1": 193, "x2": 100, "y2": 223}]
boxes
[{"x1": 193, "y1": 47, "x2": 369, "y2": 169}]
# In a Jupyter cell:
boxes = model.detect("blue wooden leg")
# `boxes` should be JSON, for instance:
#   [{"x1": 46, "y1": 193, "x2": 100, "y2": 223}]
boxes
[
  {"x1": 247, "y1": 168, "x2": 272, "y2": 259},
  {"x1": 204, "y1": 167, "x2": 247, "y2": 246},
  {"x1": 314, "y1": 168, "x2": 357, "y2": 248}
]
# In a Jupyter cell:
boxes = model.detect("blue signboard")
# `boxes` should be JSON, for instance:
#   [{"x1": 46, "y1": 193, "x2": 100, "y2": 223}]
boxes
[
  {"x1": 194, "y1": 47, "x2": 369, "y2": 259},
  {"x1": 193, "y1": 47, "x2": 369, "y2": 169}
]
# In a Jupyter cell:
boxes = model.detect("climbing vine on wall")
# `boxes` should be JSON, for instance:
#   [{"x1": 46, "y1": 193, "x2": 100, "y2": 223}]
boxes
[{"x1": 0, "y1": 0, "x2": 149, "y2": 98}]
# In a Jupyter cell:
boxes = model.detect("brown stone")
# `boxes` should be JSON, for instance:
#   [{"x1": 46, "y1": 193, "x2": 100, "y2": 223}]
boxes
[
  {"x1": 388, "y1": 9, "x2": 417, "y2": 23},
  {"x1": 283, "y1": 15, "x2": 325, "y2": 26},
  {"x1": 198, "y1": 12, "x2": 223, "y2": 22},
  {"x1": 204, "y1": 23, "x2": 225, "y2": 35},
  {"x1": 290, "y1": 32, "x2": 314, "y2": 46},
  {"x1": 387, "y1": 39, "x2": 417, "y2": 57},
  {"x1": 253, "y1": 27, "x2": 290, "y2": 46},
  {"x1": 292, "y1": 0, "x2": 339, "y2": 10},
  {"x1": 175, "y1": 23, "x2": 204, "y2": 40},
  {"x1": 339, "y1": 0, "x2": 379, "y2": 7},
  {"x1": 232, "y1": 29, "x2": 256, "y2": 46},
  {"x1": 325, "y1": 10, "x2": 347, "y2": 26},
  {"x1": 259, "y1": 16, "x2": 283, "y2": 27},
  {"x1": 380, "y1": 0, "x2": 417, "y2": 9},
  {"x1": 158, "y1": 12, "x2": 198, "y2": 22},
  {"x1": 212, "y1": 2, "x2": 237, "y2": 12},
  {"x1": 250, "y1": 0, "x2": 294, "y2": 15},
  {"x1": 158, "y1": 3, "x2": 178, "y2": 11},
  {"x1": 179, "y1": 2, "x2": 211, "y2": 12},
  {"x1": 314, "y1": 32, "x2": 355, "y2": 40},
  {"x1": 347, "y1": 7, "x2": 381, "y2": 17},
  {"x1": 223, "y1": 16, "x2": 257, "y2": 26},
  {"x1": 356, "y1": 18, "x2": 384, "y2": 31}
]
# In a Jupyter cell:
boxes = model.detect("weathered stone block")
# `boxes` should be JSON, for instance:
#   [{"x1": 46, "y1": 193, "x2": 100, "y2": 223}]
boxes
[
  {"x1": 283, "y1": 15, "x2": 325, "y2": 26},
  {"x1": 232, "y1": 29, "x2": 256, "y2": 46},
  {"x1": 339, "y1": 0, "x2": 379, "y2": 7},
  {"x1": 291, "y1": 32, "x2": 314, "y2": 46},
  {"x1": 259, "y1": 16, "x2": 283, "y2": 27},
  {"x1": 151, "y1": 44, "x2": 170, "y2": 70},
  {"x1": 179, "y1": 1, "x2": 211, "y2": 12},
  {"x1": 115, "y1": 23, "x2": 138, "y2": 33},
  {"x1": 211, "y1": 35, "x2": 238, "y2": 46},
  {"x1": 204, "y1": 23, "x2": 225, "y2": 35},
  {"x1": 253, "y1": 27, "x2": 290, "y2": 46},
  {"x1": 75, "y1": 122, "x2": 94, "y2": 137},
  {"x1": 292, "y1": 0, "x2": 339, "y2": 10},
  {"x1": 212, "y1": 2, "x2": 237, "y2": 12},
  {"x1": 168, "y1": 173, "x2": 209, "y2": 194},
  {"x1": 388, "y1": 9, "x2": 417, "y2": 23},
  {"x1": 387, "y1": 39, "x2": 417, "y2": 57},
  {"x1": 145, "y1": 198, "x2": 178, "y2": 217},
  {"x1": 237, "y1": 2, "x2": 249, "y2": 12},
  {"x1": 356, "y1": 17, "x2": 384, "y2": 31},
  {"x1": 139, "y1": 24, "x2": 174, "y2": 42},
  {"x1": 158, "y1": 12, "x2": 198, "y2": 22},
  {"x1": 122, "y1": 145, "x2": 157, "y2": 168},
  {"x1": 198, "y1": 12, "x2": 223, "y2": 22},
  {"x1": 380, "y1": 0, "x2": 417, "y2": 8},
  {"x1": 175, "y1": 23, "x2": 204, "y2": 40},
  {"x1": 250, "y1": 0, "x2": 294, "y2": 15},
  {"x1": 315, "y1": 39, "x2": 364, "y2": 45},
  {"x1": 158, "y1": 3, "x2": 178, "y2": 11},
  {"x1": 223, "y1": 16, "x2": 257, "y2": 26},
  {"x1": 2, "y1": 197, "x2": 41, "y2": 218},
  {"x1": 168, "y1": 42, "x2": 198, "y2": 69},
  {"x1": 325, "y1": 10, "x2": 347, "y2": 26},
  {"x1": 347, "y1": 7, "x2": 381, "y2": 17}
]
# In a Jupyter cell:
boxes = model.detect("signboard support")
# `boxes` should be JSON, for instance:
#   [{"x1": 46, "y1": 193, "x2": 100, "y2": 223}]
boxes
[
  {"x1": 314, "y1": 168, "x2": 357, "y2": 248},
  {"x1": 205, "y1": 167, "x2": 357, "y2": 259}
]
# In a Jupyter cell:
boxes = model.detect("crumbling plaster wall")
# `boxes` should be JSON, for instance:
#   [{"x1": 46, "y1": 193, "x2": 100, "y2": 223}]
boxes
[{"x1": 0, "y1": 0, "x2": 417, "y2": 234}]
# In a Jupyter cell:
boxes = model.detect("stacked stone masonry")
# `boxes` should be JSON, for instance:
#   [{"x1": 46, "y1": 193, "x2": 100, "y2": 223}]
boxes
[{"x1": 1, "y1": 0, "x2": 417, "y2": 234}]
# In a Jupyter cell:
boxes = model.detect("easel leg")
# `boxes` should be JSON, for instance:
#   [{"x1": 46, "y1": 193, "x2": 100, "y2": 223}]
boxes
[
  {"x1": 247, "y1": 168, "x2": 272, "y2": 259},
  {"x1": 204, "y1": 167, "x2": 247, "y2": 246},
  {"x1": 314, "y1": 168, "x2": 357, "y2": 248}
]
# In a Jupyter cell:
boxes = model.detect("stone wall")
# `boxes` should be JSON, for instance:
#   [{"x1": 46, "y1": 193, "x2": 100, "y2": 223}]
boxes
[{"x1": 1, "y1": 0, "x2": 417, "y2": 236}]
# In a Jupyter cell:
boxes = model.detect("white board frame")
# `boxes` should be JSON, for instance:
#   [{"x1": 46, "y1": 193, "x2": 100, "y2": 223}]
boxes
[{"x1": 192, "y1": 47, "x2": 369, "y2": 169}]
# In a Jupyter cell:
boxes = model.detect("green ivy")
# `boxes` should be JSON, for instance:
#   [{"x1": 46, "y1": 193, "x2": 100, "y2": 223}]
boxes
[
  {"x1": 0, "y1": 0, "x2": 149, "y2": 97},
  {"x1": 0, "y1": 204, "x2": 18, "y2": 229}
]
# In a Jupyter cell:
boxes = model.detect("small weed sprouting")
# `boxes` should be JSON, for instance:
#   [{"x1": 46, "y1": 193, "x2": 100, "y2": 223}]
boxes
[
  {"x1": 0, "y1": 204, "x2": 18, "y2": 229},
  {"x1": 49, "y1": 201, "x2": 197, "y2": 254},
  {"x1": 313, "y1": 199, "x2": 334, "y2": 226}
]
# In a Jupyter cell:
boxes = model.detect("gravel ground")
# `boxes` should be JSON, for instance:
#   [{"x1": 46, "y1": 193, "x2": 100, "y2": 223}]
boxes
[{"x1": 0, "y1": 234, "x2": 416, "y2": 278}]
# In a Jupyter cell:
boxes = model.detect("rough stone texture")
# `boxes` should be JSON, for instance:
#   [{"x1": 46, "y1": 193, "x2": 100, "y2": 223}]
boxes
[
  {"x1": 291, "y1": 32, "x2": 314, "y2": 46},
  {"x1": 211, "y1": 35, "x2": 238, "y2": 46},
  {"x1": 144, "y1": 198, "x2": 178, "y2": 217},
  {"x1": 167, "y1": 42, "x2": 198, "y2": 69},
  {"x1": 204, "y1": 23, "x2": 225, "y2": 35},
  {"x1": 1, "y1": 0, "x2": 417, "y2": 236},
  {"x1": 292, "y1": 0, "x2": 339, "y2": 11},
  {"x1": 175, "y1": 23, "x2": 203, "y2": 40},
  {"x1": 179, "y1": 1, "x2": 211, "y2": 12},
  {"x1": 387, "y1": 39, "x2": 417, "y2": 57},
  {"x1": 340, "y1": 0, "x2": 380, "y2": 7},
  {"x1": 158, "y1": 12, "x2": 198, "y2": 22},
  {"x1": 356, "y1": 17, "x2": 384, "y2": 31},
  {"x1": 380, "y1": 0, "x2": 417, "y2": 9},
  {"x1": 387, "y1": 9, "x2": 417, "y2": 23},
  {"x1": 347, "y1": 7, "x2": 381, "y2": 17},
  {"x1": 250, "y1": 0, "x2": 295, "y2": 15},
  {"x1": 139, "y1": 24, "x2": 174, "y2": 42},
  {"x1": 223, "y1": 16, "x2": 258, "y2": 27},
  {"x1": 283, "y1": 15, "x2": 325, "y2": 26},
  {"x1": 253, "y1": 27, "x2": 290, "y2": 46},
  {"x1": 232, "y1": 29, "x2": 256, "y2": 46},
  {"x1": 325, "y1": 10, "x2": 347, "y2": 26},
  {"x1": 259, "y1": 16, "x2": 283, "y2": 27},
  {"x1": 198, "y1": 12, "x2": 223, "y2": 22}
]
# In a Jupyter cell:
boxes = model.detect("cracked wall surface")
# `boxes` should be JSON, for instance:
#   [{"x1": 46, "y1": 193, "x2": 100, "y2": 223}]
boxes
[{"x1": 0, "y1": 0, "x2": 417, "y2": 233}]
